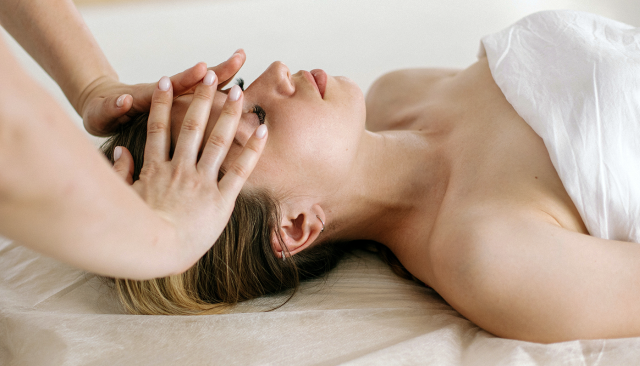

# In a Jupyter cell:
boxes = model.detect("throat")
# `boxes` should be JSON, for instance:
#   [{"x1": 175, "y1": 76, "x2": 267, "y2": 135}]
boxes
[{"x1": 332, "y1": 130, "x2": 450, "y2": 249}]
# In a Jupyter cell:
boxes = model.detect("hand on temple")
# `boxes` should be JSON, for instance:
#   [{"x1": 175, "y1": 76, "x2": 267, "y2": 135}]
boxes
[
  {"x1": 78, "y1": 49, "x2": 246, "y2": 136},
  {"x1": 111, "y1": 69, "x2": 268, "y2": 273},
  {"x1": 0, "y1": 0, "x2": 264, "y2": 278}
]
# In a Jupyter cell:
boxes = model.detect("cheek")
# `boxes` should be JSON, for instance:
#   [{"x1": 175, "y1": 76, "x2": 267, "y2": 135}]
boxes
[
  {"x1": 244, "y1": 149, "x2": 284, "y2": 191},
  {"x1": 245, "y1": 83, "x2": 366, "y2": 188},
  {"x1": 277, "y1": 102, "x2": 362, "y2": 158},
  {"x1": 259, "y1": 118, "x2": 343, "y2": 185}
]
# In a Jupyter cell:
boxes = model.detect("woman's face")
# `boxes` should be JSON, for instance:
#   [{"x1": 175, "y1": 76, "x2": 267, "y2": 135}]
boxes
[{"x1": 171, "y1": 61, "x2": 366, "y2": 196}]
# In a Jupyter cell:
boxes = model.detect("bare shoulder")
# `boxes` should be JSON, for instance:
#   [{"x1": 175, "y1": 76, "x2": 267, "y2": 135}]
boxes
[
  {"x1": 430, "y1": 207, "x2": 640, "y2": 342},
  {"x1": 365, "y1": 68, "x2": 460, "y2": 132}
]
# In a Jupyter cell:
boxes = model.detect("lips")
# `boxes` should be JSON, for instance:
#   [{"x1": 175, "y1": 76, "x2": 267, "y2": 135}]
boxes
[{"x1": 310, "y1": 69, "x2": 327, "y2": 99}]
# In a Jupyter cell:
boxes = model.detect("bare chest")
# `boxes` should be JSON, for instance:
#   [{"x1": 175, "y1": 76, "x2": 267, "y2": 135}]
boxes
[{"x1": 365, "y1": 59, "x2": 589, "y2": 284}]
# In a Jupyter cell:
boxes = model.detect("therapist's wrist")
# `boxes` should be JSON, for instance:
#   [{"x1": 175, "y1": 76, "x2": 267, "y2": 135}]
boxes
[
  {"x1": 121, "y1": 217, "x2": 183, "y2": 280},
  {"x1": 148, "y1": 217, "x2": 199, "y2": 279}
]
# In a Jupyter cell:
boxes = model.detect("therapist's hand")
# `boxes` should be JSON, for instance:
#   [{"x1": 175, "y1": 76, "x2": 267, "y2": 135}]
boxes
[
  {"x1": 79, "y1": 49, "x2": 246, "y2": 137},
  {"x1": 112, "y1": 70, "x2": 267, "y2": 273}
]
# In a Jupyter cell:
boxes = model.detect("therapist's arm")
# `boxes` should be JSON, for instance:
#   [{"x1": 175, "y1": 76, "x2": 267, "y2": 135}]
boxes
[
  {"x1": 0, "y1": 0, "x2": 245, "y2": 136},
  {"x1": 0, "y1": 38, "x2": 265, "y2": 280}
]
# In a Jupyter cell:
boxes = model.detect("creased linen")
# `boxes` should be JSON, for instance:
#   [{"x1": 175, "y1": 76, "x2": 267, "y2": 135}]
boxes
[{"x1": 4, "y1": 234, "x2": 640, "y2": 365}]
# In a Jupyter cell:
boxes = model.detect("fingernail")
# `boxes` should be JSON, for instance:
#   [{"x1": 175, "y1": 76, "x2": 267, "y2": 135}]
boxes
[
  {"x1": 228, "y1": 49, "x2": 242, "y2": 60},
  {"x1": 114, "y1": 146, "x2": 122, "y2": 161},
  {"x1": 228, "y1": 84, "x2": 242, "y2": 102},
  {"x1": 256, "y1": 124, "x2": 267, "y2": 139},
  {"x1": 159, "y1": 76, "x2": 171, "y2": 91},
  {"x1": 203, "y1": 70, "x2": 217, "y2": 86},
  {"x1": 116, "y1": 95, "x2": 126, "y2": 107}
]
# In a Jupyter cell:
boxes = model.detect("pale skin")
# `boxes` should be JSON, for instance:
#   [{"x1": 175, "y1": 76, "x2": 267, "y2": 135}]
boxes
[
  {"x1": 0, "y1": 0, "x2": 268, "y2": 280},
  {"x1": 163, "y1": 59, "x2": 640, "y2": 343}
]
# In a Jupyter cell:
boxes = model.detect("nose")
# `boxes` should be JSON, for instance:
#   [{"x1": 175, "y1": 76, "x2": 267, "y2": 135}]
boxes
[{"x1": 267, "y1": 61, "x2": 294, "y2": 96}]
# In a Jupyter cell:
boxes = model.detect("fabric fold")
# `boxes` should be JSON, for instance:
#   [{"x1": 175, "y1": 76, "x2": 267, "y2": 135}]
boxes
[{"x1": 480, "y1": 10, "x2": 640, "y2": 243}]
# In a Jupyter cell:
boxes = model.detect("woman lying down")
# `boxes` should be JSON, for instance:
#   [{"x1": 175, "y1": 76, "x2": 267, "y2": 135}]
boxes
[{"x1": 101, "y1": 10, "x2": 640, "y2": 343}]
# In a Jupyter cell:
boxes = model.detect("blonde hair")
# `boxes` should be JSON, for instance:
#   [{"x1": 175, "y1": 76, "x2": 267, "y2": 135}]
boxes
[{"x1": 101, "y1": 114, "x2": 348, "y2": 315}]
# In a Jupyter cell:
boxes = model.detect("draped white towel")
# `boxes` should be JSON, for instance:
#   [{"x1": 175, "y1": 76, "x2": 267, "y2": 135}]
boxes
[{"x1": 479, "y1": 10, "x2": 640, "y2": 243}]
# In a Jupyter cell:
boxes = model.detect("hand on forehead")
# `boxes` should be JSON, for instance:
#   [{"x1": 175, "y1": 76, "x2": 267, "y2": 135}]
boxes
[{"x1": 170, "y1": 90, "x2": 228, "y2": 148}]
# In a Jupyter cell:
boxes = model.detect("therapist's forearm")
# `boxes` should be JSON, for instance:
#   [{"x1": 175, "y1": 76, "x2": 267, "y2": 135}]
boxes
[
  {"x1": 0, "y1": 38, "x2": 187, "y2": 280},
  {"x1": 0, "y1": 0, "x2": 117, "y2": 114}
]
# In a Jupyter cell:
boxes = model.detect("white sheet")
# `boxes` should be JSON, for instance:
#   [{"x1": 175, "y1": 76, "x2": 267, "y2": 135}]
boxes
[
  {"x1": 480, "y1": 10, "x2": 640, "y2": 243},
  {"x1": 4, "y1": 235, "x2": 640, "y2": 365}
]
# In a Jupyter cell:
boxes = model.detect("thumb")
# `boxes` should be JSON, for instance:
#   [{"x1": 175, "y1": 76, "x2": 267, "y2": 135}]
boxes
[
  {"x1": 170, "y1": 62, "x2": 208, "y2": 96},
  {"x1": 112, "y1": 146, "x2": 135, "y2": 185},
  {"x1": 106, "y1": 93, "x2": 133, "y2": 119},
  {"x1": 83, "y1": 94, "x2": 133, "y2": 136}
]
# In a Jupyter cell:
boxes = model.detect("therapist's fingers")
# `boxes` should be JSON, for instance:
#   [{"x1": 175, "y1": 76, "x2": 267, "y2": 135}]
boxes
[
  {"x1": 143, "y1": 76, "x2": 174, "y2": 164},
  {"x1": 102, "y1": 93, "x2": 133, "y2": 121},
  {"x1": 170, "y1": 62, "x2": 208, "y2": 97},
  {"x1": 112, "y1": 146, "x2": 135, "y2": 185},
  {"x1": 197, "y1": 84, "x2": 244, "y2": 177},
  {"x1": 172, "y1": 70, "x2": 218, "y2": 164},
  {"x1": 211, "y1": 49, "x2": 246, "y2": 89},
  {"x1": 218, "y1": 125, "x2": 268, "y2": 198},
  {"x1": 180, "y1": 50, "x2": 246, "y2": 96},
  {"x1": 114, "y1": 62, "x2": 207, "y2": 125},
  {"x1": 81, "y1": 62, "x2": 209, "y2": 137}
]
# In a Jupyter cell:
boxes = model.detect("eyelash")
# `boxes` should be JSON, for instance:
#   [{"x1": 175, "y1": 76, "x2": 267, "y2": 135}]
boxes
[
  {"x1": 235, "y1": 78, "x2": 245, "y2": 91},
  {"x1": 252, "y1": 105, "x2": 266, "y2": 125},
  {"x1": 235, "y1": 78, "x2": 266, "y2": 125}
]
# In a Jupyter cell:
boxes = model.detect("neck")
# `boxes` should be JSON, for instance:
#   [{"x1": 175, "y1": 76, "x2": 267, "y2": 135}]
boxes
[{"x1": 325, "y1": 129, "x2": 450, "y2": 253}]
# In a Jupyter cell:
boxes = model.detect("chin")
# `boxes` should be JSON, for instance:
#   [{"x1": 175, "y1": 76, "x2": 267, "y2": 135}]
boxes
[{"x1": 337, "y1": 76, "x2": 362, "y2": 93}]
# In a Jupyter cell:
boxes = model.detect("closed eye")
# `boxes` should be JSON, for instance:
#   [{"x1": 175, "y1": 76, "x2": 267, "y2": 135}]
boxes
[
  {"x1": 234, "y1": 78, "x2": 266, "y2": 125},
  {"x1": 252, "y1": 105, "x2": 266, "y2": 125}
]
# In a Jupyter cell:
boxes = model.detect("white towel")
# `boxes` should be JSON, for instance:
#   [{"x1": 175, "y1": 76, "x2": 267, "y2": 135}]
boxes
[{"x1": 479, "y1": 10, "x2": 640, "y2": 243}]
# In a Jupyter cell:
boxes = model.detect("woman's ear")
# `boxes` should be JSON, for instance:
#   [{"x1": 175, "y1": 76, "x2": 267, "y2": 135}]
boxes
[{"x1": 271, "y1": 204, "x2": 325, "y2": 259}]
